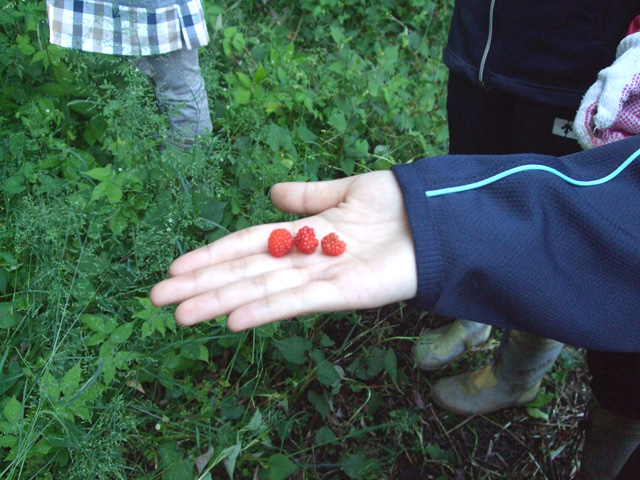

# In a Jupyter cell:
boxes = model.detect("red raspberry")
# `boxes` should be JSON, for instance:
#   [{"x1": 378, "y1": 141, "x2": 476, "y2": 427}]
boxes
[
  {"x1": 321, "y1": 233, "x2": 346, "y2": 256},
  {"x1": 268, "y1": 228, "x2": 293, "y2": 257},
  {"x1": 293, "y1": 226, "x2": 318, "y2": 254}
]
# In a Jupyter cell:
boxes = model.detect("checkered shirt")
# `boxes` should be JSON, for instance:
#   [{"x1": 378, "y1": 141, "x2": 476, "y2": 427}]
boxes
[{"x1": 46, "y1": 0, "x2": 209, "y2": 56}]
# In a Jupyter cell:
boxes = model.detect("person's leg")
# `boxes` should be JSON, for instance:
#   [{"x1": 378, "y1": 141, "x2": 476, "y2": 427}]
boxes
[
  {"x1": 510, "y1": 94, "x2": 582, "y2": 156},
  {"x1": 446, "y1": 71, "x2": 516, "y2": 155},
  {"x1": 431, "y1": 331, "x2": 564, "y2": 415},
  {"x1": 139, "y1": 46, "x2": 212, "y2": 148},
  {"x1": 576, "y1": 352, "x2": 640, "y2": 480},
  {"x1": 414, "y1": 319, "x2": 492, "y2": 370}
]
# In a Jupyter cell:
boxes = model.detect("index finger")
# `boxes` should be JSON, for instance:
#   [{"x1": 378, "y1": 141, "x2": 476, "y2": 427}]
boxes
[{"x1": 168, "y1": 223, "x2": 287, "y2": 277}]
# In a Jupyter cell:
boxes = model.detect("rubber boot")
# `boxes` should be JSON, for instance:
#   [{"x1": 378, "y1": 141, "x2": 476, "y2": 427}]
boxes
[
  {"x1": 413, "y1": 319, "x2": 492, "y2": 371},
  {"x1": 432, "y1": 330, "x2": 564, "y2": 415},
  {"x1": 575, "y1": 401, "x2": 640, "y2": 480}
]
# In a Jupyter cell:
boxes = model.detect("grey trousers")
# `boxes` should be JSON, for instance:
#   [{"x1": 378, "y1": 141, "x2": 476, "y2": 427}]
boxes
[{"x1": 138, "y1": 46, "x2": 212, "y2": 141}]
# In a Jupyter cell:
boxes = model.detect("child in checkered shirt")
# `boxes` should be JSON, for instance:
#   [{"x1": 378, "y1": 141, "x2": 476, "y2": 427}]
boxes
[{"x1": 46, "y1": 0, "x2": 212, "y2": 150}]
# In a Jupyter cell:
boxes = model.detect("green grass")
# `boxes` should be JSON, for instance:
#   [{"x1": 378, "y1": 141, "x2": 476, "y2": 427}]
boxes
[{"x1": 1, "y1": 1, "x2": 584, "y2": 479}]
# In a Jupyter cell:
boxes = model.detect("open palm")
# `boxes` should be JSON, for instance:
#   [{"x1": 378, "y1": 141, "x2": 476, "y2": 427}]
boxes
[{"x1": 150, "y1": 170, "x2": 418, "y2": 331}]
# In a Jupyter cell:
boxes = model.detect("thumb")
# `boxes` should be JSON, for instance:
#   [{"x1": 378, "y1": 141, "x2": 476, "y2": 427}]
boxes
[{"x1": 270, "y1": 176, "x2": 357, "y2": 215}]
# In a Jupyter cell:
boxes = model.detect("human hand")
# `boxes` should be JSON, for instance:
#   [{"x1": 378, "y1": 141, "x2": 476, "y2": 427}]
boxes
[
  {"x1": 574, "y1": 32, "x2": 640, "y2": 149},
  {"x1": 149, "y1": 171, "x2": 418, "y2": 331}
]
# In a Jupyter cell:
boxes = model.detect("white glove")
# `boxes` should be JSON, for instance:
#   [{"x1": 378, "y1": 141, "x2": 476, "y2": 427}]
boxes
[{"x1": 574, "y1": 32, "x2": 640, "y2": 149}]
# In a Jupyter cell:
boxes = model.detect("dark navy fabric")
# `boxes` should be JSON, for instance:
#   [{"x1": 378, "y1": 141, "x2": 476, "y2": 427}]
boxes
[
  {"x1": 392, "y1": 135, "x2": 640, "y2": 352},
  {"x1": 446, "y1": 72, "x2": 581, "y2": 157},
  {"x1": 444, "y1": 0, "x2": 640, "y2": 108}
]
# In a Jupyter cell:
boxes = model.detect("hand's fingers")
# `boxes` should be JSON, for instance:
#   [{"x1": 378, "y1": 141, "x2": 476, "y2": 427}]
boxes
[
  {"x1": 271, "y1": 176, "x2": 357, "y2": 215},
  {"x1": 172, "y1": 264, "x2": 321, "y2": 325},
  {"x1": 152, "y1": 245, "x2": 336, "y2": 307},
  {"x1": 167, "y1": 223, "x2": 288, "y2": 277},
  {"x1": 151, "y1": 252, "x2": 292, "y2": 306},
  {"x1": 225, "y1": 281, "x2": 376, "y2": 331}
]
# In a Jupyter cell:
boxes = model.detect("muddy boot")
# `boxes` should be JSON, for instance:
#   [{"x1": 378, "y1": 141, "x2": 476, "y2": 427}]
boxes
[
  {"x1": 575, "y1": 401, "x2": 640, "y2": 480},
  {"x1": 413, "y1": 319, "x2": 492, "y2": 371},
  {"x1": 432, "y1": 330, "x2": 564, "y2": 415}
]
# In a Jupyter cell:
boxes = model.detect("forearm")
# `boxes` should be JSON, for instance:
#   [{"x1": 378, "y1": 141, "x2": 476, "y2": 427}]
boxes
[{"x1": 392, "y1": 135, "x2": 640, "y2": 351}]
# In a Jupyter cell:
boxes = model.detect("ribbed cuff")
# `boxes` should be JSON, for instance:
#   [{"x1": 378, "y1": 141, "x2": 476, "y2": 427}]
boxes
[{"x1": 391, "y1": 162, "x2": 444, "y2": 310}]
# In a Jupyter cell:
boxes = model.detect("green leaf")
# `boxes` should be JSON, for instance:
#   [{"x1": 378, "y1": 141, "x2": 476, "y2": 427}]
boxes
[
  {"x1": 223, "y1": 26, "x2": 238, "y2": 38},
  {"x1": 109, "y1": 323, "x2": 133, "y2": 344},
  {"x1": 330, "y1": 25, "x2": 346, "y2": 45},
  {"x1": 61, "y1": 363, "x2": 82, "y2": 396},
  {"x1": 105, "y1": 182, "x2": 123, "y2": 204},
  {"x1": 340, "y1": 156, "x2": 355, "y2": 176},
  {"x1": 17, "y1": 42, "x2": 36, "y2": 55},
  {"x1": 296, "y1": 125, "x2": 317, "y2": 143},
  {"x1": 41, "y1": 372, "x2": 60, "y2": 400},
  {"x1": 222, "y1": 442, "x2": 242, "y2": 480},
  {"x1": 158, "y1": 442, "x2": 194, "y2": 480},
  {"x1": 365, "y1": 349, "x2": 385, "y2": 378},
  {"x1": 195, "y1": 199, "x2": 228, "y2": 232},
  {"x1": 384, "y1": 348, "x2": 398, "y2": 384},
  {"x1": 426, "y1": 443, "x2": 441, "y2": 459},
  {"x1": 100, "y1": 355, "x2": 115, "y2": 386},
  {"x1": 371, "y1": 157, "x2": 396, "y2": 171},
  {"x1": 355, "y1": 139, "x2": 369, "y2": 155},
  {"x1": 320, "y1": 334, "x2": 335, "y2": 347},
  {"x1": 274, "y1": 337, "x2": 312, "y2": 365},
  {"x1": 180, "y1": 343, "x2": 208, "y2": 362},
  {"x1": 307, "y1": 390, "x2": 329, "y2": 418},
  {"x1": 0, "y1": 435, "x2": 17, "y2": 448},
  {"x1": 526, "y1": 392, "x2": 554, "y2": 408},
  {"x1": 268, "y1": 453, "x2": 298, "y2": 480},
  {"x1": 246, "y1": 408, "x2": 262, "y2": 431},
  {"x1": 91, "y1": 180, "x2": 109, "y2": 201},
  {"x1": 220, "y1": 403, "x2": 245, "y2": 421},
  {"x1": 2, "y1": 175, "x2": 25, "y2": 194},
  {"x1": 87, "y1": 332, "x2": 106, "y2": 346},
  {"x1": 141, "y1": 322, "x2": 154, "y2": 339},
  {"x1": 0, "y1": 361, "x2": 22, "y2": 395},
  {"x1": 526, "y1": 407, "x2": 549, "y2": 421},
  {"x1": 115, "y1": 350, "x2": 139, "y2": 369},
  {"x1": 0, "y1": 268, "x2": 7, "y2": 294},
  {"x1": 0, "y1": 302, "x2": 20, "y2": 329},
  {"x1": 80, "y1": 314, "x2": 106, "y2": 333},
  {"x1": 108, "y1": 209, "x2": 129, "y2": 235},
  {"x1": 222, "y1": 443, "x2": 242, "y2": 480},
  {"x1": 329, "y1": 111, "x2": 347, "y2": 134},
  {"x1": 253, "y1": 66, "x2": 267, "y2": 83},
  {"x1": 315, "y1": 426, "x2": 337, "y2": 445},
  {"x1": 236, "y1": 72, "x2": 252, "y2": 89},
  {"x1": 85, "y1": 167, "x2": 112, "y2": 181},
  {"x1": 234, "y1": 87, "x2": 251, "y2": 105},
  {"x1": 312, "y1": 350, "x2": 341, "y2": 387},
  {"x1": 267, "y1": 122, "x2": 294, "y2": 155},
  {"x1": 3, "y1": 397, "x2": 22, "y2": 423},
  {"x1": 342, "y1": 451, "x2": 366, "y2": 479}
]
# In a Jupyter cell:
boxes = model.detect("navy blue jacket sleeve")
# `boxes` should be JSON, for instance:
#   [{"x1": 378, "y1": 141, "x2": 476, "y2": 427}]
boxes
[{"x1": 391, "y1": 135, "x2": 640, "y2": 352}]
